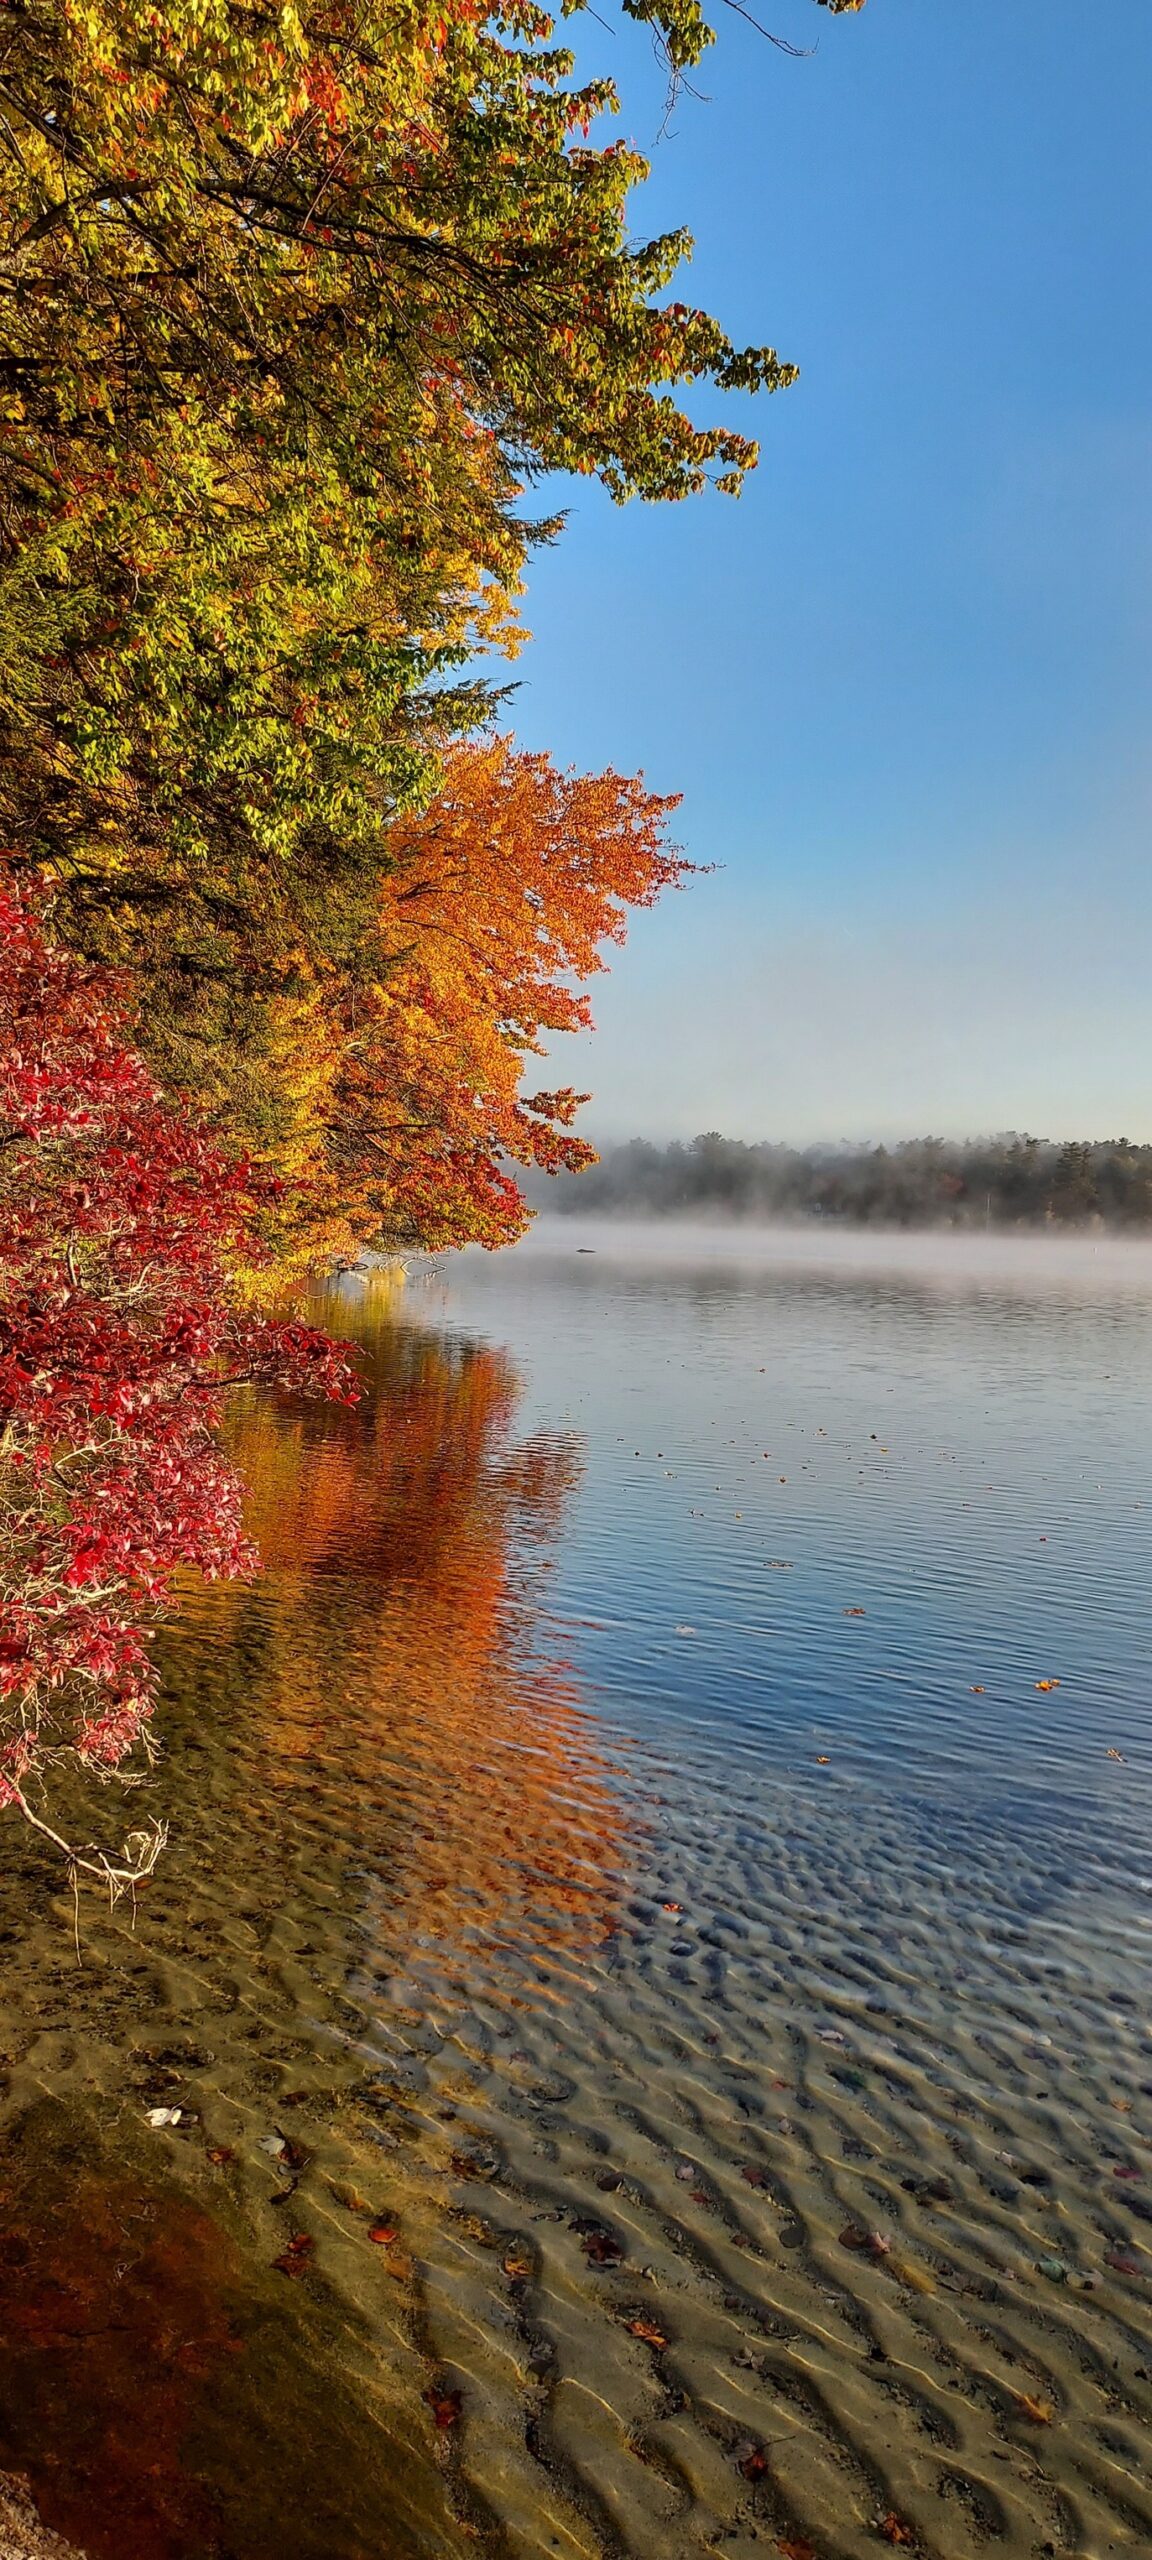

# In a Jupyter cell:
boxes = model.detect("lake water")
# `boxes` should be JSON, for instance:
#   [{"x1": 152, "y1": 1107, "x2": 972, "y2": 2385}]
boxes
[{"x1": 3, "y1": 1224, "x2": 1152, "y2": 2560}]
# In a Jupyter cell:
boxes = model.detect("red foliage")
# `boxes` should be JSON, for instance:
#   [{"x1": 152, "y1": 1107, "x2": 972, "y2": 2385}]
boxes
[{"x1": 0, "y1": 879, "x2": 358, "y2": 1870}]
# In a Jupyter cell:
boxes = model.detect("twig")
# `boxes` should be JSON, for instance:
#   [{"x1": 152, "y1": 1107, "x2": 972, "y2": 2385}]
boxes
[
  {"x1": 719, "y1": 0, "x2": 816, "y2": 52},
  {"x1": 9, "y1": 1787, "x2": 167, "y2": 1959}
]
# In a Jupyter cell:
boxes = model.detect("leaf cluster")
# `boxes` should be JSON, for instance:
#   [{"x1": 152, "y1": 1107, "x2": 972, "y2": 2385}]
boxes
[
  {"x1": 0, "y1": 875, "x2": 357, "y2": 1861},
  {"x1": 0, "y1": 0, "x2": 799, "y2": 924}
]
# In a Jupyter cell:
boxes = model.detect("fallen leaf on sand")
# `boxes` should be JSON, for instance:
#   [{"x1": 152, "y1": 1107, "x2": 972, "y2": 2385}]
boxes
[
  {"x1": 880, "y1": 2517, "x2": 915, "y2": 2547},
  {"x1": 627, "y1": 2316, "x2": 668, "y2": 2348},
  {"x1": 425, "y1": 2388, "x2": 462, "y2": 2429},
  {"x1": 330, "y1": 2182, "x2": 371, "y2": 2215},
  {"x1": 581, "y1": 2226, "x2": 623, "y2": 2266},
  {"x1": 776, "y1": 2539, "x2": 815, "y2": 2560},
  {"x1": 1016, "y1": 2392, "x2": 1054, "y2": 2424},
  {"x1": 206, "y1": 2145, "x2": 234, "y2": 2166},
  {"x1": 273, "y1": 2232, "x2": 314, "y2": 2277},
  {"x1": 450, "y1": 2149, "x2": 496, "y2": 2179},
  {"x1": 368, "y1": 2220, "x2": 399, "y2": 2246},
  {"x1": 1106, "y1": 2248, "x2": 1143, "y2": 2277},
  {"x1": 736, "y1": 2444, "x2": 768, "y2": 2481},
  {"x1": 662, "y1": 1900, "x2": 683, "y2": 1914},
  {"x1": 742, "y1": 2165, "x2": 770, "y2": 2188}
]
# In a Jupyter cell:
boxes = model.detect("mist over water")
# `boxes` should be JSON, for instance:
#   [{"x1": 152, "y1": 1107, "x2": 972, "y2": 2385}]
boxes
[{"x1": 513, "y1": 1213, "x2": 1152, "y2": 1291}]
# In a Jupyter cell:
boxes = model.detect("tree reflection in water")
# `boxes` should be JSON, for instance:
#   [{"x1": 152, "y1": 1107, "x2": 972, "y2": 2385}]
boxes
[{"x1": 186, "y1": 1283, "x2": 634, "y2": 2006}]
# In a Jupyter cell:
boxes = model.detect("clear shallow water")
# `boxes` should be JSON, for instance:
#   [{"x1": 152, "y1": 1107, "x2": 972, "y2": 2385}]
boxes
[{"x1": 3, "y1": 1226, "x2": 1152, "y2": 2560}]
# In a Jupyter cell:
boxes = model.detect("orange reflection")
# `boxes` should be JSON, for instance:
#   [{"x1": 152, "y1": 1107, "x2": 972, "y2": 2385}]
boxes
[{"x1": 188, "y1": 1297, "x2": 632, "y2": 1993}]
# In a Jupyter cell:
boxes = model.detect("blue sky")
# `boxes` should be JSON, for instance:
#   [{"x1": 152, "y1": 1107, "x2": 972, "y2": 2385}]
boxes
[{"x1": 511, "y1": 0, "x2": 1152, "y2": 1142}]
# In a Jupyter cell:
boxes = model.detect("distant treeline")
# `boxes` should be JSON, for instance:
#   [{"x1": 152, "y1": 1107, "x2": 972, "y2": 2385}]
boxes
[{"x1": 541, "y1": 1135, "x2": 1152, "y2": 1229}]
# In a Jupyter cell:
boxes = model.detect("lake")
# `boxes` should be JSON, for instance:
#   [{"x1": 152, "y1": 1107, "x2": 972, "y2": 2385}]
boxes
[{"x1": 2, "y1": 1224, "x2": 1152, "y2": 2560}]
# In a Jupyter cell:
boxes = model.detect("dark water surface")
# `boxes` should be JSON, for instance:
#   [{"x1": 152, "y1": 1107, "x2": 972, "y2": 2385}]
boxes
[{"x1": 3, "y1": 1225, "x2": 1152, "y2": 2560}]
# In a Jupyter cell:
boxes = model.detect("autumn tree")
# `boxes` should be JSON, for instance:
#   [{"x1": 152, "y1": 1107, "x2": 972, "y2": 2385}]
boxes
[
  {"x1": 0, "y1": 878, "x2": 357, "y2": 1880},
  {"x1": 0, "y1": 0, "x2": 863, "y2": 1104},
  {"x1": 216, "y1": 736, "x2": 689, "y2": 1267}
]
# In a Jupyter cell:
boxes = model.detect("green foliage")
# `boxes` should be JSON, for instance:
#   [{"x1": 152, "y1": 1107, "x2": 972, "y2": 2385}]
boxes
[
  {"x1": 0, "y1": 0, "x2": 862, "y2": 1209},
  {"x1": 0, "y1": 0, "x2": 811, "y2": 899}
]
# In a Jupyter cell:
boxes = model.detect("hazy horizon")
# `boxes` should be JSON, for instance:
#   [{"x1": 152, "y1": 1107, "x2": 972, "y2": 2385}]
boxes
[{"x1": 564, "y1": 1120, "x2": 1152, "y2": 1153}]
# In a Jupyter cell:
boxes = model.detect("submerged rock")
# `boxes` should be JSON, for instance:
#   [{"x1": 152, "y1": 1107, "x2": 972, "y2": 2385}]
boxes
[{"x1": 0, "y1": 2474, "x2": 86, "y2": 2560}]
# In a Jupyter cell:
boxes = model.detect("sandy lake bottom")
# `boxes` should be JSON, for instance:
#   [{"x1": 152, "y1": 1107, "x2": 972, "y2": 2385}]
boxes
[{"x1": 3, "y1": 1224, "x2": 1152, "y2": 2560}]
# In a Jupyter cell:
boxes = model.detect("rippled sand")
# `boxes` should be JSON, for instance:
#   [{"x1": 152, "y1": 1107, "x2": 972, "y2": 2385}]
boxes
[{"x1": 1, "y1": 1252, "x2": 1151, "y2": 2557}]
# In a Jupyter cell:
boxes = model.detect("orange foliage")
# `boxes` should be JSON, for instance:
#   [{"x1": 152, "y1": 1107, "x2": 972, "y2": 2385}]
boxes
[{"x1": 269, "y1": 738, "x2": 687, "y2": 1266}]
